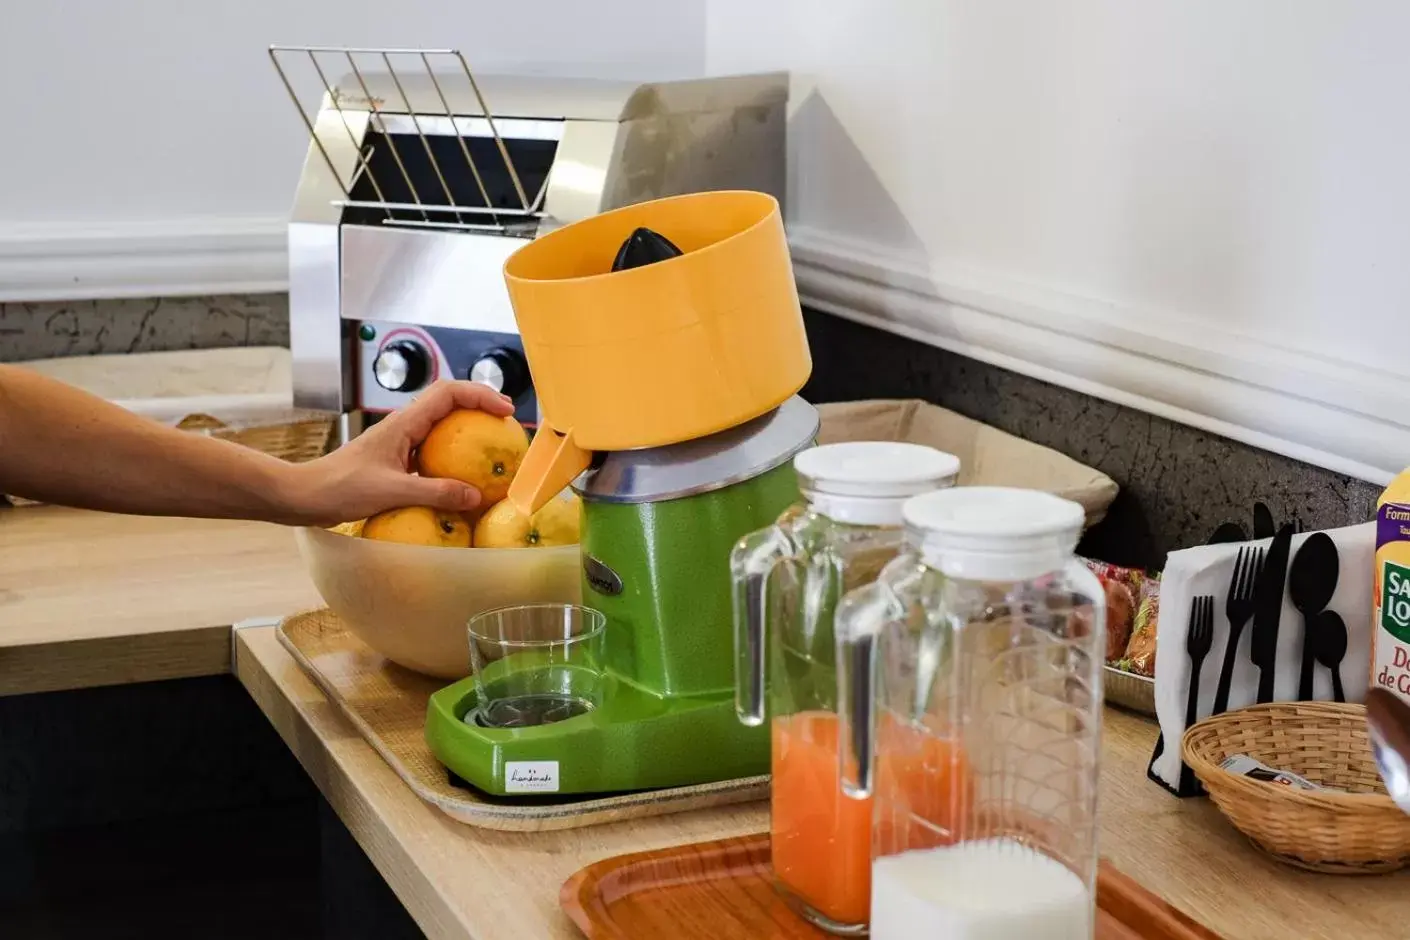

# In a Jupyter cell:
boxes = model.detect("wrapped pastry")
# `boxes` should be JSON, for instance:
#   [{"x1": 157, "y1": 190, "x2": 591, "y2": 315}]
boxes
[
  {"x1": 1122, "y1": 577, "x2": 1161, "y2": 678},
  {"x1": 1083, "y1": 559, "x2": 1145, "y2": 662}
]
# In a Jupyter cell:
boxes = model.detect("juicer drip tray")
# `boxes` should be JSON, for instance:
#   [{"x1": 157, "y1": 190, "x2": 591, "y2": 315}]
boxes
[
  {"x1": 463, "y1": 695, "x2": 595, "y2": 729},
  {"x1": 277, "y1": 608, "x2": 768, "y2": 832}
]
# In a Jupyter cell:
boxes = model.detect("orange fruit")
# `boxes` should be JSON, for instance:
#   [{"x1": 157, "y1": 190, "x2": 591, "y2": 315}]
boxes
[
  {"x1": 473, "y1": 490, "x2": 581, "y2": 548},
  {"x1": 362, "y1": 506, "x2": 473, "y2": 548},
  {"x1": 416, "y1": 410, "x2": 529, "y2": 505}
]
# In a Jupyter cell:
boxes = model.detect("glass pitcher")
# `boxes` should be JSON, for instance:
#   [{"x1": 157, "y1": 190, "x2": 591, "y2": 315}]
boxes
[
  {"x1": 730, "y1": 441, "x2": 960, "y2": 935},
  {"x1": 836, "y1": 487, "x2": 1105, "y2": 940}
]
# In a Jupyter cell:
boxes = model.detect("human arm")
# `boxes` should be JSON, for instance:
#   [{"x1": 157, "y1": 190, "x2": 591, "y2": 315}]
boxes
[{"x1": 0, "y1": 366, "x2": 514, "y2": 526}]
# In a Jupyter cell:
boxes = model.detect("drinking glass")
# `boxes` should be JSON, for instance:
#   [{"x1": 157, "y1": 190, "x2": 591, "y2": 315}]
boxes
[{"x1": 467, "y1": 604, "x2": 606, "y2": 728}]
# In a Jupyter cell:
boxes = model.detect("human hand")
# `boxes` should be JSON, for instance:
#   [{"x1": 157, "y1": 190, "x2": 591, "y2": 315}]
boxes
[{"x1": 281, "y1": 381, "x2": 516, "y2": 526}]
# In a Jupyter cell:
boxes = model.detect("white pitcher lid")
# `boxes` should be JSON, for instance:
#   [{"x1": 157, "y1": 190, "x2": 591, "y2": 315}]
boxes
[
  {"x1": 794, "y1": 442, "x2": 961, "y2": 526},
  {"x1": 903, "y1": 486, "x2": 1084, "y2": 580},
  {"x1": 794, "y1": 442, "x2": 960, "y2": 498}
]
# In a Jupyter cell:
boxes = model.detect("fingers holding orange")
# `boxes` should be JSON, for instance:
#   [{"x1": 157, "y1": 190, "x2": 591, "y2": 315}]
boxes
[
  {"x1": 395, "y1": 381, "x2": 516, "y2": 444},
  {"x1": 446, "y1": 380, "x2": 515, "y2": 415},
  {"x1": 366, "y1": 402, "x2": 528, "y2": 548},
  {"x1": 415, "y1": 409, "x2": 529, "y2": 506},
  {"x1": 336, "y1": 408, "x2": 578, "y2": 552}
]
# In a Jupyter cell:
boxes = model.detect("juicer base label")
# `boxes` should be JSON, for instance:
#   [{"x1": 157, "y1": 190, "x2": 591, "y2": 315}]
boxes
[
  {"x1": 505, "y1": 761, "x2": 560, "y2": 794},
  {"x1": 584, "y1": 555, "x2": 624, "y2": 596}
]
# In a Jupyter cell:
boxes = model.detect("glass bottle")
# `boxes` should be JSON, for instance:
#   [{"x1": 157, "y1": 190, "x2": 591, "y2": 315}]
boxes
[
  {"x1": 731, "y1": 441, "x2": 960, "y2": 935},
  {"x1": 836, "y1": 486, "x2": 1105, "y2": 940}
]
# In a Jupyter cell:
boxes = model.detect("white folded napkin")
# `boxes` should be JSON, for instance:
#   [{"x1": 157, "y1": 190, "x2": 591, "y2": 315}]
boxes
[{"x1": 1148, "y1": 522, "x2": 1374, "y2": 794}]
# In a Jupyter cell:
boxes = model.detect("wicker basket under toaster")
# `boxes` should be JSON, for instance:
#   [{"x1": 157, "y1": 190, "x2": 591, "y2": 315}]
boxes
[
  {"x1": 1182, "y1": 702, "x2": 1410, "y2": 874},
  {"x1": 173, "y1": 412, "x2": 335, "y2": 463}
]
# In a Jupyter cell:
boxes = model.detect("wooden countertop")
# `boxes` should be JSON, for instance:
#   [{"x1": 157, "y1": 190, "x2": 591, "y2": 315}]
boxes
[
  {"x1": 234, "y1": 623, "x2": 1410, "y2": 940},
  {"x1": 0, "y1": 506, "x2": 319, "y2": 696}
]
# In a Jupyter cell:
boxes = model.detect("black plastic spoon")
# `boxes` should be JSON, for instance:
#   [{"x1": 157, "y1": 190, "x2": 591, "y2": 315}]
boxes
[
  {"x1": 1208, "y1": 522, "x2": 1248, "y2": 545},
  {"x1": 1289, "y1": 533, "x2": 1339, "y2": 700},
  {"x1": 1312, "y1": 609, "x2": 1348, "y2": 703}
]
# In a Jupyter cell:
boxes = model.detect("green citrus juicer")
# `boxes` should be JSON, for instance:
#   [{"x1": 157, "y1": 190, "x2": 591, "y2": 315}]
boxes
[
  {"x1": 424, "y1": 191, "x2": 817, "y2": 796},
  {"x1": 425, "y1": 400, "x2": 817, "y2": 795}
]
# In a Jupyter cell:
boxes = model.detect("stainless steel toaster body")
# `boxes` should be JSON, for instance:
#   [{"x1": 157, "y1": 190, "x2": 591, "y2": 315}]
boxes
[{"x1": 276, "y1": 48, "x2": 788, "y2": 428}]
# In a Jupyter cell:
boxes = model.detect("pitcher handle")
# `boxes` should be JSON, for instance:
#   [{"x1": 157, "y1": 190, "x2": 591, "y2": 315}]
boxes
[
  {"x1": 730, "y1": 527, "x2": 788, "y2": 727},
  {"x1": 837, "y1": 582, "x2": 893, "y2": 799}
]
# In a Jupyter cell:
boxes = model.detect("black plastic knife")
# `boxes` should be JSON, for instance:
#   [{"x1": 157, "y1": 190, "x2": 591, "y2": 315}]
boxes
[
  {"x1": 1253, "y1": 502, "x2": 1275, "y2": 540},
  {"x1": 1250, "y1": 523, "x2": 1295, "y2": 704}
]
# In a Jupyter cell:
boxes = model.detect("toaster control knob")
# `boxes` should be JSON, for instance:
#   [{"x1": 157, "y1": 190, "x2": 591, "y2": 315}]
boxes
[
  {"x1": 469, "y1": 347, "x2": 530, "y2": 400},
  {"x1": 373, "y1": 341, "x2": 431, "y2": 393}
]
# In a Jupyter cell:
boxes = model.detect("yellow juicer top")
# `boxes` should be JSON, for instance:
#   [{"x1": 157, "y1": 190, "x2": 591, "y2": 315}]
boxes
[{"x1": 501, "y1": 190, "x2": 812, "y2": 514}]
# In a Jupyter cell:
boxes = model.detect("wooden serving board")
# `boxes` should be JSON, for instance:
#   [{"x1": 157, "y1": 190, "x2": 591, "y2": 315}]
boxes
[
  {"x1": 277, "y1": 609, "x2": 769, "y2": 832},
  {"x1": 561, "y1": 834, "x2": 1223, "y2": 940}
]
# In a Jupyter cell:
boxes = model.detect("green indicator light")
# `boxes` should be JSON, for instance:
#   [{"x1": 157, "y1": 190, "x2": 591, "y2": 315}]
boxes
[{"x1": 358, "y1": 323, "x2": 376, "y2": 341}]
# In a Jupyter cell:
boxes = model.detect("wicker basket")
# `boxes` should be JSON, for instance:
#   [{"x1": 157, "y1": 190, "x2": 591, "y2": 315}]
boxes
[
  {"x1": 1182, "y1": 701, "x2": 1410, "y2": 874},
  {"x1": 175, "y1": 412, "x2": 335, "y2": 464}
]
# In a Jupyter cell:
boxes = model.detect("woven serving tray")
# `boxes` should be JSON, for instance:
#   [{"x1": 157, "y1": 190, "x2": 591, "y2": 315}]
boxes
[{"x1": 277, "y1": 608, "x2": 770, "y2": 832}]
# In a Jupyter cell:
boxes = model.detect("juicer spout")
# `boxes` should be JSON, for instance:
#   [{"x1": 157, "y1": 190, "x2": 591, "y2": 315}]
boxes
[{"x1": 509, "y1": 425, "x2": 593, "y2": 515}]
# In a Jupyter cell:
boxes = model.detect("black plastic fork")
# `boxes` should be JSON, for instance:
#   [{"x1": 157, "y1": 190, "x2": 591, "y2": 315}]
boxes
[
  {"x1": 1179, "y1": 595, "x2": 1216, "y2": 794},
  {"x1": 1212, "y1": 546, "x2": 1265, "y2": 715}
]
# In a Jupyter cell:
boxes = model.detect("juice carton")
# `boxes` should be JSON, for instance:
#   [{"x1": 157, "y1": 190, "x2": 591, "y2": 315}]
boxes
[{"x1": 1373, "y1": 470, "x2": 1410, "y2": 701}]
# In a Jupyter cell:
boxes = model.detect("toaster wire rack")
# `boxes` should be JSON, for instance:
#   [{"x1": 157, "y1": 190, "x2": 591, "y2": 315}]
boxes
[{"x1": 269, "y1": 44, "x2": 544, "y2": 235}]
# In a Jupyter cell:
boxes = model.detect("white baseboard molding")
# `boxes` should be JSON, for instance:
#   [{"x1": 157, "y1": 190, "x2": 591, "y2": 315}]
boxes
[
  {"x1": 789, "y1": 224, "x2": 1410, "y2": 485},
  {"x1": 0, "y1": 217, "x2": 288, "y2": 303}
]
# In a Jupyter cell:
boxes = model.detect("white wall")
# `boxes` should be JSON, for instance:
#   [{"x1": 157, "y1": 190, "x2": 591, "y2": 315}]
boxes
[
  {"x1": 707, "y1": 0, "x2": 1410, "y2": 483},
  {"x1": 7, "y1": 1, "x2": 1408, "y2": 481},
  {"x1": 0, "y1": 0, "x2": 705, "y2": 297}
]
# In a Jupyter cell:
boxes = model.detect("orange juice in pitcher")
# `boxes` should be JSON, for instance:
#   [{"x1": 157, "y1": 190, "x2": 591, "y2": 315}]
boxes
[
  {"x1": 1373, "y1": 469, "x2": 1410, "y2": 701},
  {"x1": 731, "y1": 442, "x2": 960, "y2": 934}
]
